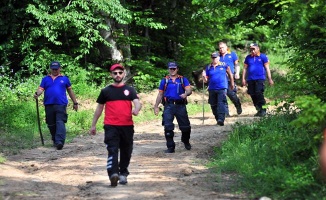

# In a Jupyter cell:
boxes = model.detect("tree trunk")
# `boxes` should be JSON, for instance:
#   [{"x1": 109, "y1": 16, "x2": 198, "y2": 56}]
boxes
[{"x1": 100, "y1": 18, "x2": 123, "y2": 63}]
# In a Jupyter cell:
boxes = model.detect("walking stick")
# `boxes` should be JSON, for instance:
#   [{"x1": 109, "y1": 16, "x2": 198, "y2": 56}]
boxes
[
  {"x1": 35, "y1": 93, "x2": 44, "y2": 145},
  {"x1": 202, "y1": 80, "x2": 205, "y2": 124}
]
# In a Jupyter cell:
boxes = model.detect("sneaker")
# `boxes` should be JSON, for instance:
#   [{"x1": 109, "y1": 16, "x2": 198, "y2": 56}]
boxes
[
  {"x1": 56, "y1": 143, "x2": 63, "y2": 150},
  {"x1": 110, "y1": 173, "x2": 119, "y2": 187},
  {"x1": 119, "y1": 175, "x2": 128, "y2": 185},
  {"x1": 164, "y1": 148, "x2": 175, "y2": 153},
  {"x1": 217, "y1": 120, "x2": 224, "y2": 126},
  {"x1": 183, "y1": 142, "x2": 191, "y2": 150}
]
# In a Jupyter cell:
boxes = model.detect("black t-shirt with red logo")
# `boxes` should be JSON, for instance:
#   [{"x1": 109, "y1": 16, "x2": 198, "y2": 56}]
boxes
[{"x1": 96, "y1": 84, "x2": 139, "y2": 126}]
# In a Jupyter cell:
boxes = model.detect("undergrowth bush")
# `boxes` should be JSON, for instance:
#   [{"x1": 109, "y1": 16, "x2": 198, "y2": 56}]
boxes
[{"x1": 210, "y1": 114, "x2": 326, "y2": 199}]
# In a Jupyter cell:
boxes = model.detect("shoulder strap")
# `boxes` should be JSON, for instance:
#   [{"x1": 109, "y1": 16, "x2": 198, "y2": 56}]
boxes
[
  {"x1": 179, "y1": 75, "x2": 185, "y2": 89},
  {"x1": 163, "y1": 76, "x2": 169, "y2": 92},
  {"x1": 163, "y1": 75, "x2": 185, "y2": 91}
]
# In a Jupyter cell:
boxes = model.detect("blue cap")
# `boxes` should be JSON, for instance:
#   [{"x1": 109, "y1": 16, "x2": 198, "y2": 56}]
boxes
[
  {"x1": 211, "y1": 52, "x2": 219, "y2": 58},
  {"x1": 250, "y1": 43, "x2": 259, "y2": 48},
  {"x1": 50, "y1": 61, "x2": 61, "y2": 69},
  {"x1": 167, "y1": 62, "x2": 178, "y2": 68}
]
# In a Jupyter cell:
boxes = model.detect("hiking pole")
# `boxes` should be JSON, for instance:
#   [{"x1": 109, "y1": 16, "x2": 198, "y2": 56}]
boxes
[
  {"x1": 35, "y1": 93, "x2": 44, "y2": 145},
  {"x1": 202, "y1": 80, "x2": 205, "y2": 124}
]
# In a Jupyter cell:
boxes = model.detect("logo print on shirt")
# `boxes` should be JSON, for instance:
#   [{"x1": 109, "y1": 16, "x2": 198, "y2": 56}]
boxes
[
  {"x1": 60, "y1": 80, "x2": 64, "y2": 84},
  {"x1": 124, "y1": 89, "x2": 130, "y2": 96}
]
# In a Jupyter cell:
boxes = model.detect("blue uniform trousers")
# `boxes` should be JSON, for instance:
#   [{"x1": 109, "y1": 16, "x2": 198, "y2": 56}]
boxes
[
  {"x1": 225, "y1": 81, "x2": 241, "y2": 115},
  {"x1": 162, "y1": 103, "x2": 191, "y2": 149},
  {"x1": 45, "y1": 105, "x2": 67, "y2": 145},
  {"x1": 208, "y1": 89, "x2": 227, "y2": 122},
  {"x1": 247, "y1": 80, "x2": 266, "y2": 111}
]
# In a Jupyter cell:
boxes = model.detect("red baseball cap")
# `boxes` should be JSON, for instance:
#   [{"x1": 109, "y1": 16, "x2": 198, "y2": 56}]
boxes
[{"x1": 110, "y1": 64, "x2": 124, "y2": 71}]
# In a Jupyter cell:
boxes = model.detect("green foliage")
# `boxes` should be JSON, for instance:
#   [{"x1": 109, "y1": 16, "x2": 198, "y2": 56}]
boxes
[
  {"x1": 211, "y1": 114, "x2": 326, "y2": 199},
  {"x1": 291, "y1": 95, "x2": 326, "y2": 129},
  {"x1": 133, "y1": 71, "x2": 158, "y2": 92},
  {"x1": 66, "y1": 108, "x2": 99, "y2": 137},
  {"x1": 282, "y1": 0, "x2": 326, "y2": 101},
  {"x1": 128, "y1": 59, "x2": 167, "y2": 92},
  {"x1": 133, "y1": 103, "x2": 161, "y2": 124},
  {"x1": 0, "y1": 154, "x2": 6, "y2": 164},
  {"x1": 0, "y1": 99, "x2": 40, "y2": 154},
  {"x1": 63, "y1": 63, "x2": 105, "y2": 97}
]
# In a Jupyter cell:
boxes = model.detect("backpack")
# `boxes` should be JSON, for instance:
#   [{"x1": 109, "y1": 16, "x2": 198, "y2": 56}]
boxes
[{"x1": 161, "y1": 75, "x2": 187, "y2": 105}]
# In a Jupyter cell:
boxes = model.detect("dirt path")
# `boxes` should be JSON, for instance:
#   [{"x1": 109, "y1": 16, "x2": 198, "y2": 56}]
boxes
[{"x1": 0, "y1": 94, "x2": 259, "y2": 200}]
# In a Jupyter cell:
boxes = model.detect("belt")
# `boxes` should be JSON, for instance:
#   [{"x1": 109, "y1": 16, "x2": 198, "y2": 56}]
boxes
[{"x1": 166, "y1": 99, "x2": 185, "y2": 105}]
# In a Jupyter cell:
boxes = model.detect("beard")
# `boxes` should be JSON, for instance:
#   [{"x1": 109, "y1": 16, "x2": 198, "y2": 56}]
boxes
[{"x1": 114, "y1": 77, "x2": 123, "y2": 83}]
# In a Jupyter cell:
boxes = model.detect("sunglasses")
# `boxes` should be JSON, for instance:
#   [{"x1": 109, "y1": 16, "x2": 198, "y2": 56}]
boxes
[
  {"x1": 169, "y1": 68, "x2": 177, "y2": 71},
  {"x1": 51, "y1": 68, "x2": 59, "y2": 71},
  {"x1": 112, "y1": 71, "x2": 123, "y2": 75}
]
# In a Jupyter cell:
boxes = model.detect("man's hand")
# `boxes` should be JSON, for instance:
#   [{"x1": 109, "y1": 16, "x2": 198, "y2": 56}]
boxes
[
  {"x1": 132, "y1": 109, "x2": 139, "y2": 116},
  {"x1": 180, "y1": 93, "x2": 187, "y2": 99},
  {"x1": 73, "y1": 104, "x2": 78, "y2": 111},
  {"x1": 34, "y1": 92, "x2": 39, "y2": 99},
  {"x1": 268, "y1": 79, "x2": 274, "y2": 86},
  {"x1": 242, "y1": 79, "x2": 247, "y2": 87},
  {"x1": 230, "y1": 84, "x2": 235, "y2": 91},
  {"x1": 89, "y1": 127, "x2": 96, "y2": 135},
  {"x1": 154, "y1": 106, "x2": 160, "y2": 116}
]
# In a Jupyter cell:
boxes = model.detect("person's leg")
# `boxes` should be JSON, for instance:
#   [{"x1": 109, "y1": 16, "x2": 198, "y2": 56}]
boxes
[
  {"x1": 227, "y1": 82, "x2": 242, "y2": 115},
  {"x1": 255, "y1": 80, "x2": 266, "y2": 116},
  {"x1": 208, "y1": 90, "x2": 219, "y2": 123},
  {"x1": 104, "y1": 125, "x2": 120, "y2": 186},
  {"x1": 119, "y1": 125, "x2": 134, "y2": 184},
  {"x1": 163, "y1": 105, "x2": 176, "y2": 152},
  {"x1": 175, "y1": 105, "x2": 191, "y2": 150},
  {"x1": 54, "y1": 105, "x2": 67, "y2": 148},
  {"x1": 225, "y1": 94, "x2": 230, "y2": 117},
  {"x1": 247, "y1": 81, "x2": 259, "y2": 113},
  {"x1": 217, "y1": 89, "x2": 227, "y2": 126},
  {"x1": 45, "y1": 105, "x2": 56, "y2": 145}
]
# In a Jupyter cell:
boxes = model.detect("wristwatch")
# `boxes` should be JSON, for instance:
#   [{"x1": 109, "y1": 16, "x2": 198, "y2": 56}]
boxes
[{"x1": 74, "y1": 102, "x2": 78, "y2": 105}]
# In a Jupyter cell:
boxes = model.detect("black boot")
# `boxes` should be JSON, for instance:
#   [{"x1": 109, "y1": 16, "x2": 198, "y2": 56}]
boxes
[
  {"x1": 181, "y1": 131, "x2": 191, "y2": 150},
  {"x1": 235, "y1": 101, "x2": 242, "y2": 115},
  {"x1": 164, "y1": 148, "x2": 175, "y2": 153},
  {"x1": 164, "y1": 131, "x2": 175, "y2": 153}
]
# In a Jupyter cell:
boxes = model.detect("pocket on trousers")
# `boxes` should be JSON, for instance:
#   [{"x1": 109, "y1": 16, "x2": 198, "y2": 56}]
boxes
[{"x1": 63, "y1": 113, "x2": 68, "y2": 123}]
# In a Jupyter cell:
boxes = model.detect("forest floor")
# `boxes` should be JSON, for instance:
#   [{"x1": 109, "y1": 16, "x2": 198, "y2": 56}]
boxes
[{"x1": 0, "y1": 89, "x2": 262, "y2": 200}]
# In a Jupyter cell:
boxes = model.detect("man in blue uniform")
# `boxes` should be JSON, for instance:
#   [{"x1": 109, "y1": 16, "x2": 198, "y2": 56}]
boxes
[
  {"x1": 202, "y1": 53, "x2": 234, "y2": 126},
  {"x1": 242, "y1": 43, "x2": 274, "y2": 117},
  {"x1": 34, "y1": 61, "x2": 78, "y2": 150},
  {"x1": 218, "y1": 41, "x2": 242, "y2": 116},
  {"x1": 154, "y1": 61, "x2": 192, "y2": 153}
]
